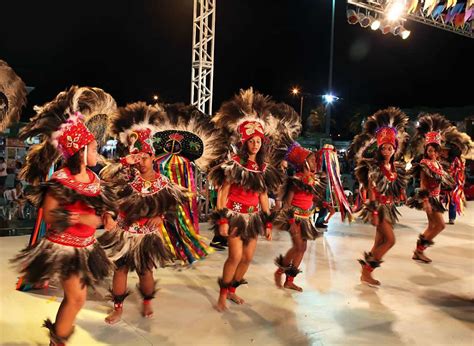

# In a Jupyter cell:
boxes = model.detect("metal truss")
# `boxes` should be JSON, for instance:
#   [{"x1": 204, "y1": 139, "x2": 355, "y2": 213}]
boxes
[
  {"x1": 191, "y1": 0, "x2": 216, "y2": 115},
  {"x1": 347, "y1": 0, "x2": 474, "y2": 38}
]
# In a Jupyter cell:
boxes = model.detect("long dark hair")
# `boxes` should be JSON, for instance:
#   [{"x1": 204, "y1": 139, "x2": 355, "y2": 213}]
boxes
[
  {"x1": 237, "y1": 139, "x2": 267, "y2": 168},
  {"x1": 423, "y1": 143, "x2": 441, "y2": 159},
  {"x1": 375, "y1": 145, "x2": 395, "y2": 164},
  {"x1": 64, "y1": 149, "x2": 84, "y2": 175}
]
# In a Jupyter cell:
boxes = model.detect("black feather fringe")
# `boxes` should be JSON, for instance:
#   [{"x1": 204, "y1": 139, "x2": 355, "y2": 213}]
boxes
[
  {"x1": 11, "y1": 239, "x2": 111, "y2": 288},
  {"x1": 98, "y1": 228, "x2": 174, "y2": 275}
]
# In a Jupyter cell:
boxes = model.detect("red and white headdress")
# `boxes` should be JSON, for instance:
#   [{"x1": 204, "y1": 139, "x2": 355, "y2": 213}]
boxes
[
  {"x1": 109, "y1": 102, "x2": 164, "y2": 156},
  {"x1": 409, "y1": 113, "x2": 473, "y2": 159},
  {"x1": 18, "y1": 86, "x2": 117, "y2": 184},
  {"x1": 51, "y1": 112, "x2": 95, "y2": 158},
  {"x1": 349, "y1": 107, "x2": 409, "y2": 161},
  {"x1": 424, "y1": 131, "x2": 442, "y2": 146},
  {"x1": 238, "y1": 120, "x2": 266, "y2": 144},
  {"x1": 286, "y1": 142, "x2": 313, "y2": 169}
]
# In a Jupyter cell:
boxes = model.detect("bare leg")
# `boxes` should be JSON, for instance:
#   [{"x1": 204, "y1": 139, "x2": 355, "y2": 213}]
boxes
[
  {"x1": 372, "y1": 220, "x2": 396, "y2": 261},
  {"x1": 55, "y1": 275, "x2": 87, "y2": 338},
  {"x1": 423, "y1": 211, "x2": 445, "y2": 241},
  {"x1": 138, "y1": 270, "x2": 156, "y2": 318},
  {"x1": 216, "y1": 233, "x2": 243, "y2": 312},
  {"x1": 414, "y1": 211, "x2": 444, "y2": 263},
  {"x1": 105, "y1": 266, "x2": 129, "y2": 324},
  {"x1": 229, "y1": 237, "x2": 258, "y2": 304},
  {"x1": 284, "y1": 231, "x2": 306, "y2": 292},
  {"x1": 275, "y1": 226, "x2": 300, "y2": 288},
  {"x1": 360, "y1": 220, "x2": 395, "y2": 286}
]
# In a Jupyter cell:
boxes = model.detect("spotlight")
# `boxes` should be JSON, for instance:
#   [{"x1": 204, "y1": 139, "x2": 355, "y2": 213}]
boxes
[
  {"x1": 359, "y1": 15, "x2": 371, "y2": 28},
  {"x1": 370, "y1": 17, "x2": 381, "y2": 30},
  {"x1": 380, "y1": 22, "x2": 392, "y2": 34},
  {"x1": 400, "y1": 28, "x2": 411, "y2": 39},
  {"x1": 347, "y1": 9, "x2": 359, "y2": 24},
  {"x1": 391, "y1": 24, "x2": 403, "y2": 36},
  {"x1": 386, "y1": 0, "x2": 406, "y2": 21}
]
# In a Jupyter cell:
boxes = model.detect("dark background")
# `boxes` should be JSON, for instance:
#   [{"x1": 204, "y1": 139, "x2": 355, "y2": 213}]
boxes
[{"x1": 2, "y1": 0, "x2": 473, "y2": 135}]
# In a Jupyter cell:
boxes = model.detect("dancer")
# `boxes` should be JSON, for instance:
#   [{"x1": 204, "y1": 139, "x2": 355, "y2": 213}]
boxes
[
  {"x1": 153, "y1": 103, "x2": 225, "y2": 263},
  {"x1": 407, "y1": 114, "x2": 470, "y2": 263},
  {"x1": 274, "y1": 142, "x2": 326, "y2": 291},
  {"x1": 209, "y1": 88, "x2": 289, "y2": 311},
  {"x1": 98, "y1": 102, "x2": 188, "y2": 324},
  {"x1": 350, "y1": 108, "x2": 409, "y2": 286},
  {"x1": 440, "y1": 129, "x2": 472, "y2": 225},
  {"x1": 11, "y1": 86, "x2": 117, "y2": 345}
]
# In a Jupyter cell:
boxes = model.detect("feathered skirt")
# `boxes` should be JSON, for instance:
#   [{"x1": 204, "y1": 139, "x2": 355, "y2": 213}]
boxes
[
  {"x1": 11, "y1": 230, "x2": 111, "y2": 288},
  {"x1": 406, "y1": 189, "x2": 446, "y2": 213},
  {"x1": 360, "y1": 200, "x2": 402, "y2": 225},
  {"x1": 209, "y1": 207, "x2": 273, "y2": 244},
  {"x1": 97, "y1": 216, "x2": 174, "y2": 275},
  {"x1": 275, "y1": 207, "x2": 320, "y2": 240}
]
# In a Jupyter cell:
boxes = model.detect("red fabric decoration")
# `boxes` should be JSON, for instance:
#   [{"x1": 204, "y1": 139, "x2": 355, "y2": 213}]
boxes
[
  {"x1": 287, "y1": 144, "x2": 312, "y2": 168},
  {"x1": 238, "y1": 120, "x2": 265, "y2": 144},
  {"x1": 52, "y1": 112, "x2": 95, "y2": 158},
  {"x1": 128, "y1": 128, "x2": 154, "y2": 155},
  {"x1": 376, "y1": 127, "x2": 397, "y2": 148},
  {"x1": 425, "y1": 131, "x2": 442, "y2": 146}
]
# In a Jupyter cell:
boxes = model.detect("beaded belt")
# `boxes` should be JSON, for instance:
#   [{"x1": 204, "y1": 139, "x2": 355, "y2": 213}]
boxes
[
  {"x1": 46, "y1": 231, "x2": 95, "y2": 248},
  {"x1": 226, "y1": 200, "x2": 258, "y2": 214},
  {"x1": 293, "y1": 206, "x2": 315, "y2": 218}
]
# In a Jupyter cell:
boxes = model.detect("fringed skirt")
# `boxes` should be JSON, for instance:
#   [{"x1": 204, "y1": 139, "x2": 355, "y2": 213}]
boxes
[
  {"x1": 161, "y1": 205, "x2": 212, "y2": 265},
  {"x1": 11, "y1": 232, "x2": 111, "y2": 288},
  {"x1": 406, "y1": 190, "x2": 446, "y2": 213},
  {"x1": 360, "y1": 201, "x2": 401, "y2": 225},
  {"x1": 97, "y1": 219, "x2": 174, "y2": 275},
  {"x1": 209, "y1": 208, "x2": 266, "y2": 243},
  {"x1": 275, "y1": 208, "x2": 319, "y2": 240}
]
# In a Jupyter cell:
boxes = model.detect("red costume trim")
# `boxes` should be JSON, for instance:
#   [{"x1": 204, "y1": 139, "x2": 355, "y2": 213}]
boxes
[
  {"x1": 46, "y1": 231, "x2": 96, "y2": 248},
  {"x1": 129, "y1": 172, "x2": 168, "y2": 195},
  {"x1": 51, "y1": 168, "x2": 101, "y2": 197}
]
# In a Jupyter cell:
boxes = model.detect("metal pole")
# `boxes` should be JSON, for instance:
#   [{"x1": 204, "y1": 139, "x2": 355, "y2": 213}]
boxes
[
  {"x1": 325, "y1": 0, "x2": 335, "y2": 136},
  {"x1": 300, "y1": 96, "x2": 304, "y2": 121}
]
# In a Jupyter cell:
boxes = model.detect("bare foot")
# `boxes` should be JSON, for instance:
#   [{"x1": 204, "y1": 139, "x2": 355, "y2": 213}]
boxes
[
  {"x1": 412, "y1": 250, "x2": 432, "y2": 263},
  {"x1": 105, "y1": 308, "x2": 123, "y2": 325},
  {"x1": 227, "y1": 292, "x2": 245, "y2": 304},
  {"x1": 274, "y1": 270, "x2": 283, "y2": 288},
  {"x1": 216, "y1": 294, "x2": 228, "y2": 312},
  {"x1": 284, "y1": 281, "x2": 303, "y2": 292},
  {"x1": 360, "y1": 270, "x2": 381, "y2": 287},
  {"x1": 142, "y1": 302, "x2": 154, "y2": 318}
]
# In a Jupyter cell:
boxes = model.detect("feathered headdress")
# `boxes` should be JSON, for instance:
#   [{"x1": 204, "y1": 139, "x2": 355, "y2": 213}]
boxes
[
  {"x1": 408, "y1": 113, "x2": 453, "y2": 160},
  {"x1": 348, "y1": 107, "x2": 409, "y2": 161},
  {"x1": 213, "y1": 87, "x2": 302, "y2": 167},
  {"x1": 19, "y1": 86, "x2": 117, "y2": 184},
  {"x1": 151, "y1": 103, "x2": 227, "y2": 171},
  {"x1": 0, "y1": 60, "x2": 27, "y2": 131},
  {"x1": 108, "y1": 101, "x2": 165, "y2": 156},
  {"x1": 212, "y1": 88, "x2": 280, "y2": 148},
  {"x1": 442, "y1": 126, "x2": 473, "y2": 158}
]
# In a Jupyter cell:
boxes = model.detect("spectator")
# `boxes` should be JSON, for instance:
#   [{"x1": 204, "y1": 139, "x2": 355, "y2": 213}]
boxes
[
  {"x1": 0, "y1": 157, "x2": 7, "y2": 192},
  {"x1": 3, "y1": 182, "x2": 25, "y2": 219},
  {"x1": 14, "y1": 160, "x2": 23, "y2": 186}
]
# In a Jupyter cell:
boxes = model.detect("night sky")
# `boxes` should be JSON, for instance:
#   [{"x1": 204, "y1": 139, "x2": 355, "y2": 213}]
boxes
[{"x1": 2, "y1": 0, "x2": 473, "y2": 126}]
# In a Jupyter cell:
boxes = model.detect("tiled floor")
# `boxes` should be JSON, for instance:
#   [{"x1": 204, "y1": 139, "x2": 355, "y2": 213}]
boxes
[{"x1": 1, "y1": 204, "x2": 473, "y2": 345}]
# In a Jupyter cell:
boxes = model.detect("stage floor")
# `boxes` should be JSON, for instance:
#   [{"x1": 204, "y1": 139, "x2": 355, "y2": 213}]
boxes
[{"x1": 1, "y1": 205, "x2": 473, "y2": 345}]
